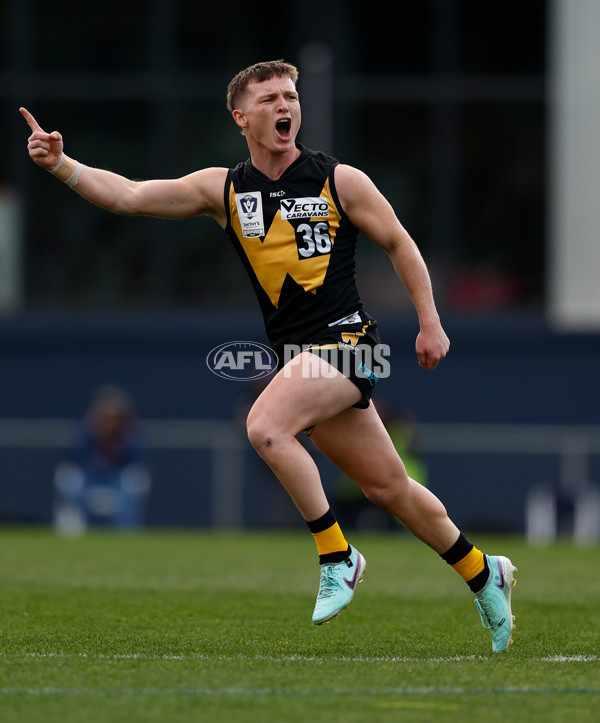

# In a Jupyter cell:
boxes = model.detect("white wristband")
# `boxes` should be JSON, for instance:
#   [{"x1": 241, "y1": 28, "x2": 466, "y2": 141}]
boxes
[
  {"x1": 65, "y1": 162, "x2": 83, "y2": 188},
  {"x1": 49, "y1": 153, "x2": 65, "y2": 173}
]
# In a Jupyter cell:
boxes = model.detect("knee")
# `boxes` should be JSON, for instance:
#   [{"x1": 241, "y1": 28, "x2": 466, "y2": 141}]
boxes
[
  {"x1": 363, "y1": 483, "x2": 397, "y2": 511},
  {"x1": 246, "y1": 413, "x2": 267, "y2": 451},
  {"x1": 361, "y1": 466, "x2": 411, "y2": 511},
  {"x1": 246, "y1": 410, "x2": 283, "y2": 456}
]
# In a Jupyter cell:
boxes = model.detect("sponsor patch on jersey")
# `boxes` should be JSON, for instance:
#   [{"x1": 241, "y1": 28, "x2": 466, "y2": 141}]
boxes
[
  {"x1": 235, "y1": 192, "x2": 265, "y2": 238},
  {"x1": 328, "y1": 311, "x2": 362, "y2": 327},
  {"x1": 280, "y1": 197, "x2": 329, "y2": 220}
]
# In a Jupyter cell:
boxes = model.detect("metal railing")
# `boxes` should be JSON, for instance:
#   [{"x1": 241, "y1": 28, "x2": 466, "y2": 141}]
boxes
[{"x1": 2, "y1": 418, "x2": 600, "y2": 530}]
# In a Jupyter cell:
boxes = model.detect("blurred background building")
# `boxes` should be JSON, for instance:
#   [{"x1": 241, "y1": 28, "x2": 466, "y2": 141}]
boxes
[{"x1": 1, "y1": 0, "x2": 599, "y2": 536}]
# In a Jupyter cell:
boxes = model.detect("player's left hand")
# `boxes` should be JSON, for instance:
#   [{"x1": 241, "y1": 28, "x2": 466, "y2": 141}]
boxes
[{"x1": 416, "y1": 324, "x2": 450, "y2": 370}]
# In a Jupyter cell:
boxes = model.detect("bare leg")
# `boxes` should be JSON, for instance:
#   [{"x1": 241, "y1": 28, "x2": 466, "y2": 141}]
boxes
[
  {"x1": 310, "y1": 402, "x2": 459, "y2": 553},
  {"x1": 246, "y1": 352, "x2": 362, "y2": 521}
]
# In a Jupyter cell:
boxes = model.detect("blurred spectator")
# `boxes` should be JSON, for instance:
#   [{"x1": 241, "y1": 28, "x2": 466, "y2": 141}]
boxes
[
  {"x1": 53, "y1": 385, "x2": 151, "y2": 535},
  {"x1": 526, "y1": 479, "x2": 600, "y2": 547}
]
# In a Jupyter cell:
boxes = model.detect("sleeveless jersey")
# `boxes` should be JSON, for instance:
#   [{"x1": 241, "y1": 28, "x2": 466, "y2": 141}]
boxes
[{"x1": 224, "y1": 144, "x2": 362, "y2": 351}]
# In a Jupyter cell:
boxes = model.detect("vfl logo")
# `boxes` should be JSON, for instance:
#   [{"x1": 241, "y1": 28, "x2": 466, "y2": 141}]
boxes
[
  {"x1": 242, "y1": 195, "x2": 258, "y2": 216},
  {"x1": 206, "y1": 341, "x2": 278, "y2": 381},
  {"x1": 235, "y1": 191, "x2": 265, "y2": 238}
]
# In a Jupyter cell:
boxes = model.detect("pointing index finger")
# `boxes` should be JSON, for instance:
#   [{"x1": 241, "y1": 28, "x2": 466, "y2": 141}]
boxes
[{"x1": 19, "y1": 107, "x2": 43, "y2": 133}]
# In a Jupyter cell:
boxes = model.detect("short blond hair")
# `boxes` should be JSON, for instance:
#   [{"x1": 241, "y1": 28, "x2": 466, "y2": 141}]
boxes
[{"x1": 226, "y1": 59, "x2": 299, "y2": 112}]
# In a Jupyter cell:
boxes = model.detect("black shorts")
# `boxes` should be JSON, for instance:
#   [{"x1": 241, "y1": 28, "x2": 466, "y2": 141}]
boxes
[{"x1": 277, "y1": 310, "x2": 382, "y2": 413}]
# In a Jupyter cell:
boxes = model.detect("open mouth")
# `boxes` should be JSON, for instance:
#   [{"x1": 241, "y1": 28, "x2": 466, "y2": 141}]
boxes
[{"x1": 276, "y1": 118, "x2": 291, "y2": 139}]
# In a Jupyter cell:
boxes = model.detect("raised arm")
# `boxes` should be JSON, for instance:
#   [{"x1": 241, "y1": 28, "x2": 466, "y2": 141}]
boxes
[
  {"x1": 335, "y1": 164, "x2": 449, "y2": 370},
  {"x1": 20, "y1": 107, "x2": 228, "y2": 226}
]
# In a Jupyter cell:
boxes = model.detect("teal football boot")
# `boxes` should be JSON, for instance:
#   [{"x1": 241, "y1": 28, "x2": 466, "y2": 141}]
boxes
[
  {"x1": 475, "y1": 555, "x2": 517, "y2": 652},
  {"x1": 312, "y1": 546, "x2": 366, "y2": 625}
]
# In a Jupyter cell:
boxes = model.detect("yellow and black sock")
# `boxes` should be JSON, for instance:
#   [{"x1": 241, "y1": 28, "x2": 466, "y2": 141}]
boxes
[
  {"x1": 440, "y1": 532, "x2": 489, "y2": 593},
  {"x1": 307, "y1": 508, "x2": 350, "y2": 564}
]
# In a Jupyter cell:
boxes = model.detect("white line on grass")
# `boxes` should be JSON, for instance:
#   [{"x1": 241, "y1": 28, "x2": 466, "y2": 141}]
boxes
[
  {"x1": 3, "y1": 653, "x2": 598, "y2": 664},
  {"x1": 1, "y1": 685, "x2": 599, "y2": 698}
]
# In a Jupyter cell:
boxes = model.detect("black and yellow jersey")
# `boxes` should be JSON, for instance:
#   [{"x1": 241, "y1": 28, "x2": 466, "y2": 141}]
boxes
[{"x1": 224, "y1": 144, "x2": 362, "y2": 351}]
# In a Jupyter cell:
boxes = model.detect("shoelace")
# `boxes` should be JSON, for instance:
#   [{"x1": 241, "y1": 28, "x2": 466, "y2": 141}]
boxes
[
  {"x1": 474, "y1": 598, "x2": 492, "y2": 630},
  {"x1": 316, "y1": 565, "x2": 343, "y2": 600}
]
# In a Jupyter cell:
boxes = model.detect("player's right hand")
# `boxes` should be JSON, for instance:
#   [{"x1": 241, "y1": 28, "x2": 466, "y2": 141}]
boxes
[{"x1": 19, "y1": 107, "x2": 64, "y2": 171}]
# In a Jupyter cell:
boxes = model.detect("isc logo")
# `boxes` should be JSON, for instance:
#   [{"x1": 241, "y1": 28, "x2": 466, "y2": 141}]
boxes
[{"x1": 206, "y1": 341, "x2": 278, "y2": 381}]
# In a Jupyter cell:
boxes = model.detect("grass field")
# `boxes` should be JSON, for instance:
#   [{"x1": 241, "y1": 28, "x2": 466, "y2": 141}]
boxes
[{"x1": 1, "y1": 528, "x2": 599, "y2": 722}]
